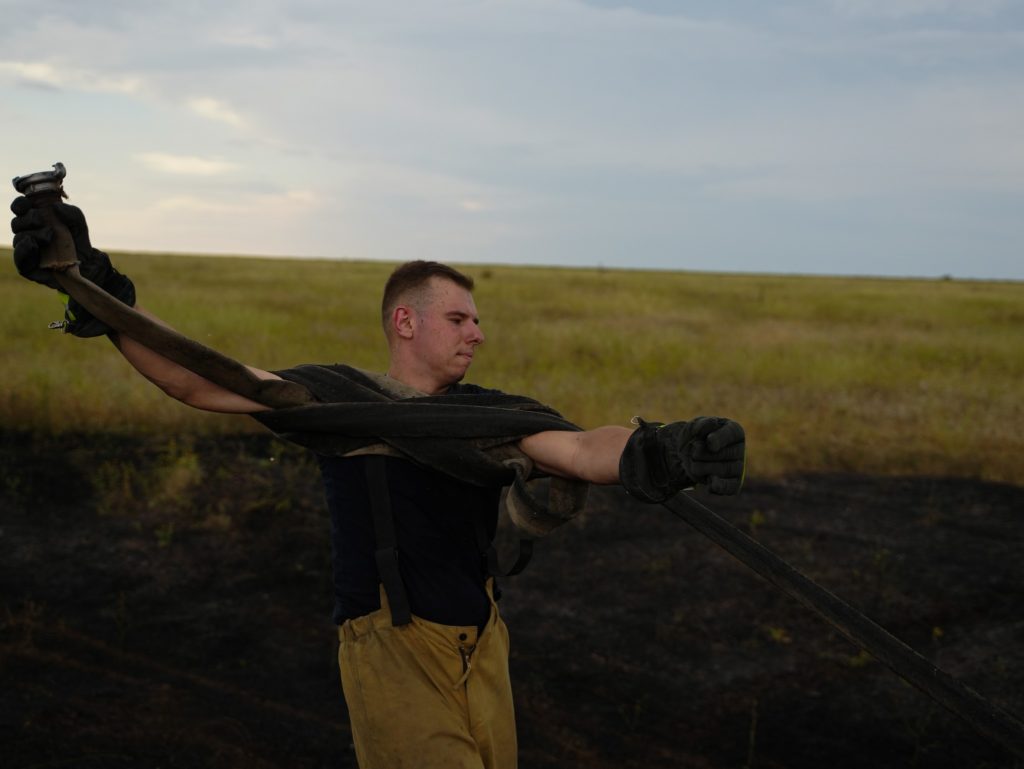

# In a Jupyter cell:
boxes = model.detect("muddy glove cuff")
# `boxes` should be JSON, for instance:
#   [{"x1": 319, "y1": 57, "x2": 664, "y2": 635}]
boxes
[
  {"x1": 11, "y1": 196, "x2": 136, "y2": 336},
  {"x1": 619, "y1": 416, "x2": 746, "y2": 502}
]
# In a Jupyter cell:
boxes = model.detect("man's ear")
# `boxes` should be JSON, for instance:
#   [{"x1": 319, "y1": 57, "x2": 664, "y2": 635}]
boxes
[{"x1": 392, "y1": 305, "x2": 415, "y2": 339}]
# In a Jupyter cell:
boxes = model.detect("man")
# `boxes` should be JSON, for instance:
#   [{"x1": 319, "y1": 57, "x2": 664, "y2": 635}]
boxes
[{"x1": 11, "y1": 197, "x2": 745, "y2": 769}]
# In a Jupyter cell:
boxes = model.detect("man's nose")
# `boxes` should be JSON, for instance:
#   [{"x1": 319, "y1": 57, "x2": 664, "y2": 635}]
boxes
[{"x1": 469, "y1": 325, "x2": 484, "y2": 345}]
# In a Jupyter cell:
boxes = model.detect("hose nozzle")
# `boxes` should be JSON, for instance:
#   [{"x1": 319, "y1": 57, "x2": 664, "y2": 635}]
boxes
[{"x1": 11, "y1": 162, "x2": 77, "y2": 269}]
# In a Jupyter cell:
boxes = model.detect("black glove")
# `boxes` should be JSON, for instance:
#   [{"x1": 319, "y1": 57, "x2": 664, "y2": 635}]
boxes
[
  {"x1": 619, "y1": 416, "x2": 746, "y2": 501},
  {"x1": 11, "y1": 196, "x2": 135, "y2": 337},
  {"x1": 11, "y1": 195, "x2": 63, "y2": 289}
]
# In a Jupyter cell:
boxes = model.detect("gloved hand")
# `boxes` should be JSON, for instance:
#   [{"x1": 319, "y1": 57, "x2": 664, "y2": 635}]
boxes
[
  {"x1": 11, "y1": 195, "x2": 64, "y2": 289},
  {"x1": 619, "y1": 416, "x2": 746, "y2": 501},
  {"x1": 11, "y1": 196, "x2": 135, "y2": 336}
]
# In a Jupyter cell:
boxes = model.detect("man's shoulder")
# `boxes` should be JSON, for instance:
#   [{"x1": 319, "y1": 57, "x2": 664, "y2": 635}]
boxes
[{"x1": 269, "y1": 363, "x2": 381, "y2": 402}]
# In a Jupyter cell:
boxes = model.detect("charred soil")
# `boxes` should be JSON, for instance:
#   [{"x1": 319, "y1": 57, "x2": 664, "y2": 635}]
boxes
[{"x1": 1, "y1": 432, "x2": 1022, "y2": 768}]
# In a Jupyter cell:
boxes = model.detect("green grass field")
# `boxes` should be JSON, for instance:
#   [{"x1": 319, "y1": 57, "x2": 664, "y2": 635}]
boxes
[{"x1": 2, "y1": 248, "x2": 1021, "y2": 483}]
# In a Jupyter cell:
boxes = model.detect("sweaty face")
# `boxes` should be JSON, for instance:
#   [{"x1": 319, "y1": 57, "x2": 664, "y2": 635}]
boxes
[{"x1": 409, "y1": 278, "x2": 485, "y2": 388}]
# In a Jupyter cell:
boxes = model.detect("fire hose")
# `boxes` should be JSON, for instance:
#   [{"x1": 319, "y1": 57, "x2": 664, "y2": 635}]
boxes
[{"x1": 663, "y1": 492, "x2": 1024, "y2": 761}]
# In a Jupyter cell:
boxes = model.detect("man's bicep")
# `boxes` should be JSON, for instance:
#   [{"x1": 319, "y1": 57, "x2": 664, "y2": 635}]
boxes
[
  {"x1": 112, "y1": 304, "x2": 282, "y2": 414},
  {"x1": 185, "y1": 366, "x2": 282, "y2": 413},
  {"x1": 118, "y1": 333, "x2": 280, "y2": 413}
]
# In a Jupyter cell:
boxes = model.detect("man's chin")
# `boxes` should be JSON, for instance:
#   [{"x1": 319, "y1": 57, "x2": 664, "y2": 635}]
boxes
[
  {"x1": 448, "y1": 363, "x2": 470, "y2": 385},
  {"x1": 437, "y1": 364, "x2": 464, "y2": 384}
]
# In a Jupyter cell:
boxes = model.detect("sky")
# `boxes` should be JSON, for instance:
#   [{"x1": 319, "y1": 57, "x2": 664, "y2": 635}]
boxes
[{"x1": 1, "y1": 0, "x2": 1022, "y2": 280}]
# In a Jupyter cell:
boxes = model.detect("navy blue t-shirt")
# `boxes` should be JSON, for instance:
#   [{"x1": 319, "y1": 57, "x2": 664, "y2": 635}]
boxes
[
  {"x1": 317, "y1": 382, "x2": 505, "y2": 628},
  {"x1": 319, "y1": 455, "x2": 501, "y2": 627}
]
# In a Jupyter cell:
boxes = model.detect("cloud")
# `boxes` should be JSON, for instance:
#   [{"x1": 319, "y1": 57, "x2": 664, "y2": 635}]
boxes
[
  {"x1": 578, "y1": 0, "x2": 692, "y2": 16},
  {"x1": 206, "y1": 28, "x2": 280, "y2": 50},
  {"x1": 153, "y1": 195, "x2": 246, "y2": 214},
  {"x1": 137, "y1": 152, "x2": 238, "y2": 176},
  {"x1": 153, "y1": 188, "x2": 317, "y2": 213},
  {"x1": 281, "y1": 189, "x2": 316, "y2": 204},
  {"x1": 187, "y1": 97, "x2": 248, "y2": 129},
  {"x1": 0, "y1": 60, "x2": 142, "y2": 94},
  {"x1": 830, "y1": 0, "x2": 1010, "y2": 19}
]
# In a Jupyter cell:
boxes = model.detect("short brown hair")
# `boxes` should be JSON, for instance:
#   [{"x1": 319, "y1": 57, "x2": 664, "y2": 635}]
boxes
[{"x1": 381, "y1": 260, "x2": 475, "y2": 331}]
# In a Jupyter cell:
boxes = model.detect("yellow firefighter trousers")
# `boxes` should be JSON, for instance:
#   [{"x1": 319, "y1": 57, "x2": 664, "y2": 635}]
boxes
[{"x1": 337, "y1": 583, "x2": 517, "y2": 769}]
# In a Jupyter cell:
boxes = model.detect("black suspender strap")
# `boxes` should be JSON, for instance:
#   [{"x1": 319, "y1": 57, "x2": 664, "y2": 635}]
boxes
[
  {"x1": 475, "y1": 527, "x2": 532, "y2": 603},
  {"x1": 365, "y1": 454, "x2": 534, "y2": 622},
  {"x1": 363, "y1": 456, "x2": 412, "y2": 626}
]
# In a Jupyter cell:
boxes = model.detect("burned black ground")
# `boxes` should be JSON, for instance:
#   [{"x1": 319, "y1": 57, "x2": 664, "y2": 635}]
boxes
[{"x1": 1, "y1": 432, "x2": 1022, "y2": 768}]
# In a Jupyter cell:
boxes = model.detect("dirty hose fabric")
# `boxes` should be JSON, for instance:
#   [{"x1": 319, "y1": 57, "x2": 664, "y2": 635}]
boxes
[{"x1": 253, "y1": 364, "x2": 590, "y2": 537}]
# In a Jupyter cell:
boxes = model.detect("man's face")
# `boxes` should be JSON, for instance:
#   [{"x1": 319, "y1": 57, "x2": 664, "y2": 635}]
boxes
[{"x1": 408, "y1": 277, "x2": 485, "y2": 386}]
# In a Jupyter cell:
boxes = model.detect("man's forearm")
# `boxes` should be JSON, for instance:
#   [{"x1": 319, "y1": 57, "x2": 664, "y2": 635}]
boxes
[{"x1": 518, "y1": 426, "x2": 632, "y2": 484}]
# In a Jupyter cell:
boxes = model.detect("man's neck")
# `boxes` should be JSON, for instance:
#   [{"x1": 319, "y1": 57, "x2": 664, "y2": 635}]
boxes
[{"x1": 384, "y1": 367, "x2": 452, "y2": 396}]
